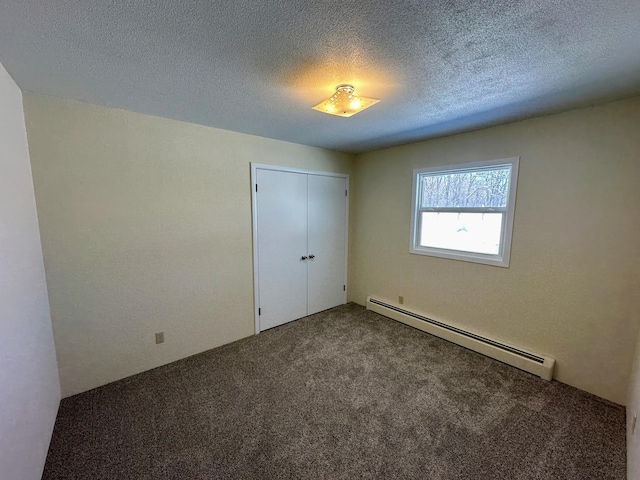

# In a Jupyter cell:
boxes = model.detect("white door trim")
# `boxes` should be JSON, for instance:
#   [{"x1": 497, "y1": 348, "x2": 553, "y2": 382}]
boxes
[{"x1": 251, "y1": 163, "x2": 349, "y2": 335}]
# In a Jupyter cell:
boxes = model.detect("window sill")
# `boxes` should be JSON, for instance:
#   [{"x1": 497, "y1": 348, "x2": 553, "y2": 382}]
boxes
[{"x1": 409, "y1": 245, "x2": 510, "y2": 268}]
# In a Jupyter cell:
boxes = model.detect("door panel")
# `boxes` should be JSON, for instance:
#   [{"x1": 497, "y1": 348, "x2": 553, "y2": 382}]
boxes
[
  {"x1": 256, "y1": 169, "x2": 308, "y2": 330},
  {"x1": 307, "y1": 175, "x2": 347, "y2": 315}
]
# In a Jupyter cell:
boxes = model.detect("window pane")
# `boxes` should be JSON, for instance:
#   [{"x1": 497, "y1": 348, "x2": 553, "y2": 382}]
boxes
[
  {"x1": 420, "y1": 167, "x2": 511, "y2": 208},
  {"x1": 419, "y1": 212, "x2": 503, "y2": 255}
]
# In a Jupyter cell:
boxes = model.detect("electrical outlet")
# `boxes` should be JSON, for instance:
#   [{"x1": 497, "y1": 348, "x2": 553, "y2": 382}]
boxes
[
  {"x1": 399, "y1": 296, "x2": 404, "y2": 305},
  {"x1": 155, "y1": 332, "x2": 165, "y2": 344},
  {"x1": 633, "y1": 413, "x2": 637, "y2": 435}
]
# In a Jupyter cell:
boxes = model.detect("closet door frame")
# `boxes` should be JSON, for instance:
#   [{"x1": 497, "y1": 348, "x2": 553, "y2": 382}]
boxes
[{"x1": 251, "y1": 163, "x2": 349, "y2": 335}]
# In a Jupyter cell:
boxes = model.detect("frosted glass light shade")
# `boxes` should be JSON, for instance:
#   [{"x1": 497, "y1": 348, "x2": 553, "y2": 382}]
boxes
[{"x1": 312, "y1": 84, "x2": 380, "y2": 117}]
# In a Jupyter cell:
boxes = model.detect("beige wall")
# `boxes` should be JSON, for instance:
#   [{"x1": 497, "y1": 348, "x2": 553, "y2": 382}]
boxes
[
  {"x1": 349, "y1": 97, "x2": 640, "y2": 405},
  {"x1": 24, "y1": 93, "x2": 353, "y2": 397},
  {"x1": 0, "y1": 66, "x2": 60, "y2": 479},
  {"x1": 628, "y1": 332, "x2": 640, "y2": 478}
]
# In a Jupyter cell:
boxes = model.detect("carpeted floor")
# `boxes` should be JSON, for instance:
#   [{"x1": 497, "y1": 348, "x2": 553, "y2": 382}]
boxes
[{"x1": 43, "y1": 303, "x2": 626, "y2": 479}]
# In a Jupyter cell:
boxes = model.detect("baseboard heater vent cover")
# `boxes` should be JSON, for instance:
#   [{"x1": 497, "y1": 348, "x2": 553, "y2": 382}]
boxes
[{"x1": 366, "y1": 296, "x2": 555, "y2": 380}]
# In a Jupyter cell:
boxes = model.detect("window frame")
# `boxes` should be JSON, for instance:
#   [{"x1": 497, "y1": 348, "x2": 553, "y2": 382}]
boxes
[{"x1": 409, "y1": 157, "x2": 520, "y2": 267}]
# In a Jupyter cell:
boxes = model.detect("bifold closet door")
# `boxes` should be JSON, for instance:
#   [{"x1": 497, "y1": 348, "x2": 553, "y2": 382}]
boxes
[
  {"x1": 256, "y1": 169, "x2": 308, "y2": 330},
  {"x1": 307, "y1": 175, "x2": 347, "y2": 315}
]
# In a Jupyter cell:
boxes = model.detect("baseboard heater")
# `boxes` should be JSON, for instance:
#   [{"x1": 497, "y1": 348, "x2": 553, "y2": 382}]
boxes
[{"x1": 366, "y1": 296, "x2": 555, "y2": 380}]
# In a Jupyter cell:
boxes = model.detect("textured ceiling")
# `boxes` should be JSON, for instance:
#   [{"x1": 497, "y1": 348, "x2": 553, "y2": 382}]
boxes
[{"x1": 1, "y1": 1, "x2": 639, "y2": 153}]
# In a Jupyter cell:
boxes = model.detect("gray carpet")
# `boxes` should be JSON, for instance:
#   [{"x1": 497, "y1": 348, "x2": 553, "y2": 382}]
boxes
[{"x1": 43, "y1": 303, "x2": 626, "y2": 479}]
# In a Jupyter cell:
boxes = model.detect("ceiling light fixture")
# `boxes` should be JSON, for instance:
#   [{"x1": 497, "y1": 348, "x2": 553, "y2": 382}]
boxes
[{"x1": 312, "y1": 84, "x2": 380, "y2": 117}]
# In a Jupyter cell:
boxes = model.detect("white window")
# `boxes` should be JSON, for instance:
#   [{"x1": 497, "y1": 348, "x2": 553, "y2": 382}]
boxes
[{"x1": 410, "y1": 157, "x2": 519, "y2": 267}]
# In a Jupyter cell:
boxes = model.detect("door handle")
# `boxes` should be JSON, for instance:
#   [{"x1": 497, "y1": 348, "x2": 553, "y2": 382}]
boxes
[
  {"x1": 301, "y1": 256, "x2": 308, "y2": 260},
  {"x1": 309, "y1": 254, "x2": 315, "y2": 259}
]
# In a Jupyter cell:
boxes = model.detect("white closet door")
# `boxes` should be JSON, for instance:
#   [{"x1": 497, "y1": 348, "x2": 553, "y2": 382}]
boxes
[
  {"x1": 256, "y1": 169, "x2": 308, "y2": 330},
  {"x1": 307, "y1": 175, "x2": 347, "y2": 315}
]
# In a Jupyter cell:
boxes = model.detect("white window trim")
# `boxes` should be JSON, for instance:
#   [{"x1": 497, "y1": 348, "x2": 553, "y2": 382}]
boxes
[{"x1": 409, "y1": 157, "x2": 520, "y2": 268}]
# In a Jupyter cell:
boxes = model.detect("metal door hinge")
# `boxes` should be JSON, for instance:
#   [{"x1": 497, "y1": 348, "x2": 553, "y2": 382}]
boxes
[
  {"x1": 343, "y1": 285, "x2": 346, "y2": 291},
  {"x1": 258, "y1": 308, "x2": 261, "y2": 315},
  {"x1": 256, "y1": 184, "x2": 258, "y2": 192}
]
